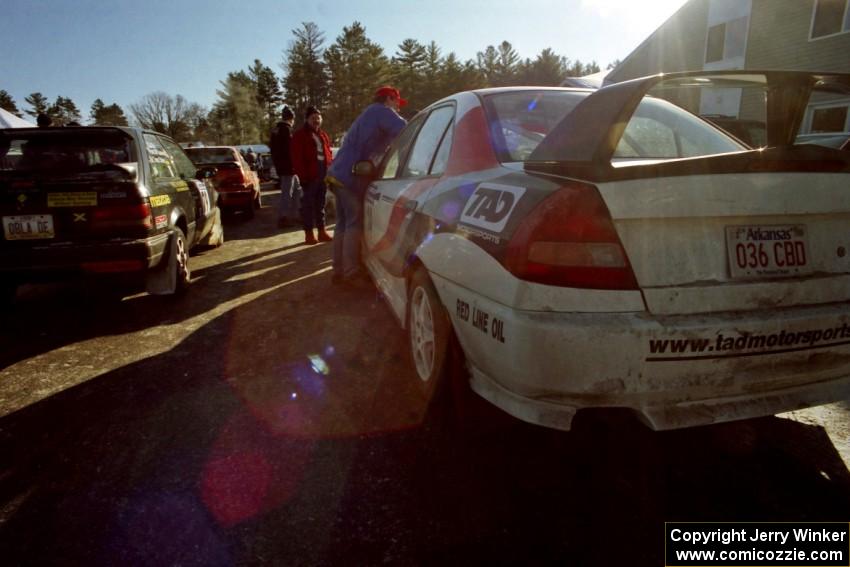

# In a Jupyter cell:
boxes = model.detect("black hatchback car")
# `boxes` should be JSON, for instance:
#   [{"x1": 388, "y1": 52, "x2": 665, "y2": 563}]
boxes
[{"x1": 0, "y1": 126, "x2": 224, "y2": 301}]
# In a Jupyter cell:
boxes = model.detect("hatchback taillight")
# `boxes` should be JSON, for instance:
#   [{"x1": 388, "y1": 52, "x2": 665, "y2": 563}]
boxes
[
  {"x1": 217, "y1": 168, "x2": 246, "y2": 189},
  {"x1": 504, "y1": 181, "x2": 638, "y2": 290},
  {"x1": 92, "y1": 203, "x2": 153, "y2": 230}
]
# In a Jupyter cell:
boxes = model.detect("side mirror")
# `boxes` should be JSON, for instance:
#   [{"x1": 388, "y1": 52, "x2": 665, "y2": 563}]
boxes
[
  {"x1": 196, "y1": 166, "x2": 217, "y2": 179},
  {"x1": 352, "y1": 160, "x2": 375, "y2": 177}
]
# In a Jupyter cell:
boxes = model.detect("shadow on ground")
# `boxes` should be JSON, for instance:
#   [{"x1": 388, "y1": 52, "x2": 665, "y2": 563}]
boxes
[
  {"x1": 0, "y1": 192, "x2": 324, "y2": 370},
  {"x1": 0, "y1": 275, "x2": 848, "y2": 565}
]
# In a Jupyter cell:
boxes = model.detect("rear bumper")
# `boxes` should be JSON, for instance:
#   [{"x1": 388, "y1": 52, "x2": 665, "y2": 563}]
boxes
[
  {"x1": 432, "y1": 274, "x2": 850, "y2": 431},
  {"x1": 470, "y1": 364, "x2": 850, "y2": 431},
  {"x1": 219, "y1": 188, "x2": 254, "y2": 207},
  {"x1": 0, "y1": 232, "x2": 170, "y2": 282}
]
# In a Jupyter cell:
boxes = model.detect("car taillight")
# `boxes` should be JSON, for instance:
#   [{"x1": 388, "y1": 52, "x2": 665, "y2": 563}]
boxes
[
  {"x1": 217, "y1": 168, "x2": 246, "y2": 188},
  {"x1": 92, "y1": 203, "x2": 153, "y2": 230},
  {"x1": 504, "y1": 181, "x2": 638, "y2": 290}
]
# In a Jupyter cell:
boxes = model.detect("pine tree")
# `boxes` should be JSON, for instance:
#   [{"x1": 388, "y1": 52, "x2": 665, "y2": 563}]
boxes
[
  {"x1": 566, "y1": 59, "x2": 601, "y2": 78},
  {"x1": 212, "y1": 71, "x2": 264, "y2": 144},
  {"x1": 478, "y1": 41, "x2": 520, "y2": 86},
  {"x1": 440, "y1": 53, "x2": 485, "y2": 99},
  {"x1": 476, "y1": 45, "x2": 499, "y2": 86},
  {"x1": 520, "y1": 48, "x2": 568, "y2": 86},
  {"x1": 24, "y1": 92, "x2": 50, "y2": 119},
  {"x1": 495, "y1": 41, "x2": 520, "y2": 86},
  {"x1": 391, "y1": 39, "x2": 427, "y2": 111},
  {"x1": 283, "y1": 22, "x2": 329, "y2": 122},
  {"x1": 90, "y1": 99, "x2": 129, "y2": 126},
  {"x1": 420, "y1": 41, "x2": 444, "y2": 106},
  {"x1": 0, "y1": 90, "x2": 21, "y2": 117},
  {"x1": 50, "y1": 96, "x2": 82, "y2": 126},
  {"x1": 249, "y1": 59, "x2": 283, "y2": 135},
  {"x1": 323, "y1": 22, "x2": 389, "y2": 139}
]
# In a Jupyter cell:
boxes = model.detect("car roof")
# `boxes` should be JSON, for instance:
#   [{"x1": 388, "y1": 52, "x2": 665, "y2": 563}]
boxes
[
  {"x1": 468, "y1": 85, "x2": 595, "y2": 97},
  {"x1": 0, "y1": 126, "x2": 173, "y2": 141}
]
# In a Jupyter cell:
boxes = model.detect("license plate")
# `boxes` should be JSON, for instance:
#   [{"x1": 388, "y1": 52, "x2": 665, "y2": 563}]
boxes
[
  {"x1": 726, "y1": 224, "x2": 811, "y2": 279},
  {"x1": 2, "y1": 214, "x2": 55, "y2": 240}
]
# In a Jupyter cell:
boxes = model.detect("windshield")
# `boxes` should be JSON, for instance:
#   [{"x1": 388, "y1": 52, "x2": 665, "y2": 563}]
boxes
[
  {"x1": 184, "y1": 147, "x2": 238, "y2": 164},
  {"x1": 483, "y1": 90, "x2": 586, "y2": 162},
  {"x1": 0, "y1": 129, "x2": 135, "y2": 174}
]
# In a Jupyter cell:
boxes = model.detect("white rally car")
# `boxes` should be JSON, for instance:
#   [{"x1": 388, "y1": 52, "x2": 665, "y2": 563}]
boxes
[{"x1": 359, "y1": 71, "x2": 850, "y2": 431}]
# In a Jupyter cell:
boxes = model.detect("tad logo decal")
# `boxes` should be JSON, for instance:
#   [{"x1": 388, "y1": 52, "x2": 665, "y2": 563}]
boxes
[{"x1": 460, "y1": 183, "x2": 526, "y2": 232}]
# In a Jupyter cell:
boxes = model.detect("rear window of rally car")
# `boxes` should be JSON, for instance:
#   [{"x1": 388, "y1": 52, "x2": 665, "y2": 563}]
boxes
[{"x1": 0, "y1": 129, "x2": 135, "y2": 174}]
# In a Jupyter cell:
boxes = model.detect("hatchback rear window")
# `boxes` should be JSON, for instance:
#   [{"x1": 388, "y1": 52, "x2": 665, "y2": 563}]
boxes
[
  {"x1": 0, "y1": 129, "x2": 135, "y2": 174},
  {"x1": 184, "y1": 148, "x2": 238, "y2": 164},
  {"x1": 483, "y1": 90, "x2": 586, "y2": 162}
]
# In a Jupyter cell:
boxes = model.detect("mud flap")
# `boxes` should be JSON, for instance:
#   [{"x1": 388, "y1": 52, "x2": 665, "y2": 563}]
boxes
[
  {"x1": 145, "y1": 230, "x2": 177, "y2": 295},
  {"x1": 198, "y1": 207, "x2": 224, "y2": 247}
]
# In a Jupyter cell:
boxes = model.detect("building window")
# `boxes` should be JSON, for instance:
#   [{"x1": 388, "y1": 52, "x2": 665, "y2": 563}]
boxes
[
  {"x1": 811, "y1": 0, "x2": 850, "y2": 39},
  {"x1": 705, "y1": 24, "x2": 725, "y2": 63},
  {"x1": 705, "y1": 16, "x2": 748, "y2": 64},
  {"x1": 725, "y1": 16, "x2": 748, "y2": 58},
  {"x1": 811, "y1": 106, "x2": 849, "y2": 132}
]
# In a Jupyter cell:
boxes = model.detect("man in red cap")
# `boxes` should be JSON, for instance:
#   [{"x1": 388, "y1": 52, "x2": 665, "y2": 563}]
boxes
[{"x1": 326, "y1": 85, "x2": 407, "y2": 285}]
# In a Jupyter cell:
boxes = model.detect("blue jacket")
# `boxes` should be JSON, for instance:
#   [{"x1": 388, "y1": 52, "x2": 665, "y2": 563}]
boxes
[{"x1": 329, "y1": 103, "x2": 406, "y2": 188}]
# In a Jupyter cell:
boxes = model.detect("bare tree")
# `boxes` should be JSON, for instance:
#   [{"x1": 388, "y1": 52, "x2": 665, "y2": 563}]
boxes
[{"x1": 130, "y1": 92, "x2": 196, "y2": 140}]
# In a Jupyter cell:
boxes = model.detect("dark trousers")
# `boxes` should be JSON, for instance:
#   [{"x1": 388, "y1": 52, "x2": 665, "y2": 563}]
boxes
[{"x1": 300, "y1": 162, "x2": 327, "y2": 230}]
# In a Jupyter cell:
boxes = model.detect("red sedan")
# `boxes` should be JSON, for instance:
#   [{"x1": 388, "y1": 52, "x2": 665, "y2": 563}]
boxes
[{"x1": 185, "y1": 146, "x2": 262, "y2": 218}]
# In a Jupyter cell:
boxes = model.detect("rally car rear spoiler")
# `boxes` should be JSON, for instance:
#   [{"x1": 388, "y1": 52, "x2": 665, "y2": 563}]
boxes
[{"x1": 528, "y1": 70, "x2": 850, "y2": 169}]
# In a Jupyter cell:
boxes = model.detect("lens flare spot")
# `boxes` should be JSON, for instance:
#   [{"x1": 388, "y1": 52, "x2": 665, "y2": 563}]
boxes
[
  {"x1": 440, "y1": 200, "x2": 463, "y2": 220},
  {"x1": 308, "y1": 354, "x2": 330, "y2": 376},
  {"x1": 201, "y1": 451, "x2": 272, "y2": 527},
  {"x1": 459, "y1": 183, "x2": 476, "y2": 199}
]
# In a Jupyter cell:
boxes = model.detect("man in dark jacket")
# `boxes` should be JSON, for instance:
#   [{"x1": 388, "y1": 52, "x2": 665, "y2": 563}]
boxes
[
  {"x1": 269, "y1": 105, "x2": 300, "y2": 228},
  {"x1": 292, "y1": 106, "x2": 333, "y2": 245}
]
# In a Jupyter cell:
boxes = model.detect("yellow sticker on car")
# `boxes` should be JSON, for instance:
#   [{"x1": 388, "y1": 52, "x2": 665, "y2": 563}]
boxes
[
  {"x1": 171, "y1": 181, "x2": 189, "y2": 192},
  {"x1": 47, "y1": 192, "x2": 97, "y2": 207},
  {"x1": 149, "y1": 195, "x2": 171, "y2": 207}
]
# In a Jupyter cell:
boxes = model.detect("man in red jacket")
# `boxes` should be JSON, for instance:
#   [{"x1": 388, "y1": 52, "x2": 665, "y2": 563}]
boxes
[{"x1": 291, "y1": 106, "x2": 333, "y2": 244}]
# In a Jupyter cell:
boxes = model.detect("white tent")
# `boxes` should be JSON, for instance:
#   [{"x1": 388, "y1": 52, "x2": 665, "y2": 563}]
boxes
[{"x1": 0, "y1": 108, "x2": 35, "y2": 128}]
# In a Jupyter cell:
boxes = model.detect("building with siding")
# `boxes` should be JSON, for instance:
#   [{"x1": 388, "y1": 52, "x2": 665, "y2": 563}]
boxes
[{"x1": 606, "y1": 0, "x2": 850, "y2": 134}]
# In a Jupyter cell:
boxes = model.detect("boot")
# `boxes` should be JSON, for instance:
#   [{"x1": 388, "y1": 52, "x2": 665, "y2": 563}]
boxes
[
  {"x1": 304, "y1": 229, "x2": 317, "y2": 245},
  {"x1": 317, "y1": 227, "x2": 332, "y2": 242}
]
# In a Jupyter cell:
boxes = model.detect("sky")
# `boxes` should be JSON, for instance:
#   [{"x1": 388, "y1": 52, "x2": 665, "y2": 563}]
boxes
[{"x1": 1, "y1": 0, "x2": 688, "y2": 122}]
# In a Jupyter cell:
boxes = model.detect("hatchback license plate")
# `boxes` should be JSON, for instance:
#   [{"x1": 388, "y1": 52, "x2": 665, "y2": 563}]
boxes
[
  {"x1": 2, "y1": 214, "x2": 55, "y2": 240},
  {"x1": 726, "y1": 224, "x2": 811, "y2": 279}
]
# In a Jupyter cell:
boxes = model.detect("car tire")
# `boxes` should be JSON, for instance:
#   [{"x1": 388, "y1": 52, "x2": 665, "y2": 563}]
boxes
[
  {"x1": 173, "y1": 226, "x2": 191, "y2": 294},
  {"x1": 407, "y1": 267, "x2": 454, "y2": 400},
  {"x1": 408, "y1": 266, "x2": 509, "y2": 440}
]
